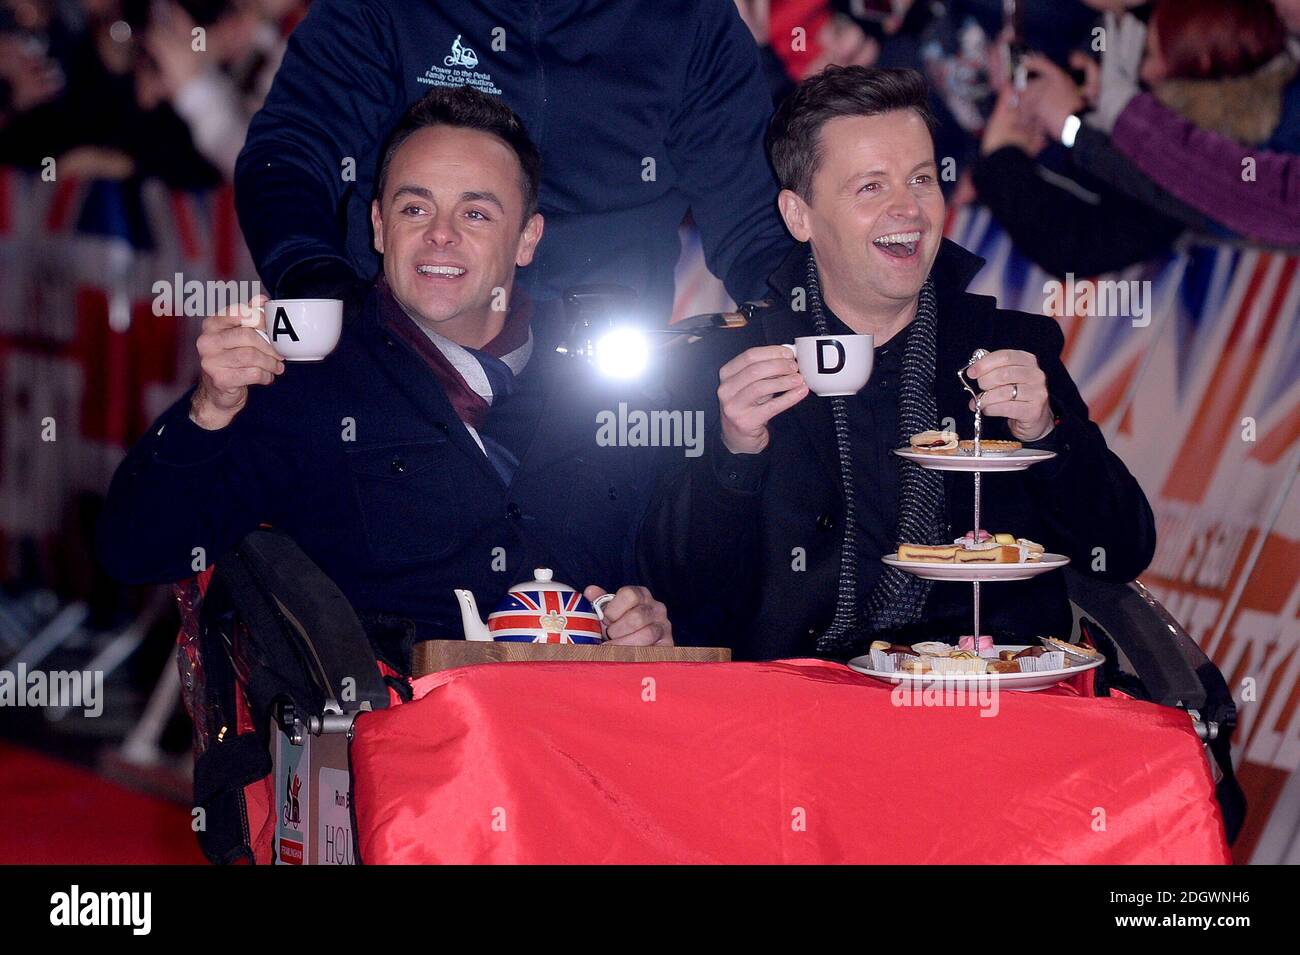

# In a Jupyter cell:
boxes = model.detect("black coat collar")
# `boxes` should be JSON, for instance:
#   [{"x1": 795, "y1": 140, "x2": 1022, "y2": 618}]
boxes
[{"x1": 352, "y1": 284, "x2": 502, "y2": 484}]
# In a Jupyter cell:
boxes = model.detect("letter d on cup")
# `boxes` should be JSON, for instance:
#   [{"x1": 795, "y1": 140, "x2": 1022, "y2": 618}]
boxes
[
  {"x1": 816, "y1": 339, "x2": 845, "y2": 375},
  {"x1": 787, "y1": 334, "x2": 873, "y2": 397}
]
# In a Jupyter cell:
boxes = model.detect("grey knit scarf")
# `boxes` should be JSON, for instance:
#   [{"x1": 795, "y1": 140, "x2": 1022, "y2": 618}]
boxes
[{"x1": 804, "y1": 252, "x2": 948, "y2": 655}]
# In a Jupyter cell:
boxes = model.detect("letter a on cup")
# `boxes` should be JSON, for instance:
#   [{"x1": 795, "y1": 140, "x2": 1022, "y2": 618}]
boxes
[
  {"x1": 816, "y1": 339, "x2": 845, "y2": 375},
  {"x1": 272, "y1": 307, "x2": 301, "y2": 342}
]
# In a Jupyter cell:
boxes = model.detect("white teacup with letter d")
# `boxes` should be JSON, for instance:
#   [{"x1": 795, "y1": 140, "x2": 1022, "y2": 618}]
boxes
[
  {"x1": 258, "y1": 299, "x2": 344, "y2": 362},
  {"x1": 783, "y1": 334, "x2": 873, "y2": 396}
]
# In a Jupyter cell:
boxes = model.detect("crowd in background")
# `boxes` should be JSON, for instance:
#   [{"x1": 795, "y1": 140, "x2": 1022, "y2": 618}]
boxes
[
  {"x1": 0, "y1": 0, "x2": 305, "y2": 185},
  {"x1": 0, "y1": 0, "x2": 1295, "y2": 620},
  {"x1": 0, "y1": 0, "x2": 1295, "y2": 849},
  {"x1": 737, "y1": 0, "x2": 1300, "y2": 272},
  {"x1": 1, "y1": 0, "x2": 1296, "y2": 273}
]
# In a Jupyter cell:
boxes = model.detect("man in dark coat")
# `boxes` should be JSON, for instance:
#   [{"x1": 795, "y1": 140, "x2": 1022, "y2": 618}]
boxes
[
  {"x1": 98, "y1": 87, "x2": 676, "y2": 673},
  {"x1": 638, "y1": 66, "x2": 1156, "y2": 660},
  {"x1": 233, "y1": 0, "x2": 794, "y2": 322}
]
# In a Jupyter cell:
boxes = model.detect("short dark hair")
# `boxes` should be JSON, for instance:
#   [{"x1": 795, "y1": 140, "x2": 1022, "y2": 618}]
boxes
[
  {"x1": 766, "y1": 66, "x2": 937, "y2": 202},
  {"x1": 376, "y1": 85, "x2": 543, "y2": 223}
]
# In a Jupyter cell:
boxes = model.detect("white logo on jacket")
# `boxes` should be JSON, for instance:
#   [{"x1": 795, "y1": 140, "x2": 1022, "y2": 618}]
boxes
[
  {"x1": 444, "y1": 34, "x2": 478, "y2": 68},
  {"x1": 418, "y1": 34, "x2": 502, "y2": 96}
]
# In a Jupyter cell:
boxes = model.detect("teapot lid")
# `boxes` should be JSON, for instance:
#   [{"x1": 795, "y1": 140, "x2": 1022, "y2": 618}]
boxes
[{"x1": 512, "y1": 568, "x2": 575, "y2": 593}]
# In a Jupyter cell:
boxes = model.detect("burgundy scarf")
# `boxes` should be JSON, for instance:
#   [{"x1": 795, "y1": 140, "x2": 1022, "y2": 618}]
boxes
[{"x1": 377, "y1": 277, "x2": 533, "y2": 430}]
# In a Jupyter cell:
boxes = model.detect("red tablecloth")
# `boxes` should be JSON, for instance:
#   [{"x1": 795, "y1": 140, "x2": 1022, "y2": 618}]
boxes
[{"x1": 350, "y1": 659, "x2": 1231, "y2": 864}]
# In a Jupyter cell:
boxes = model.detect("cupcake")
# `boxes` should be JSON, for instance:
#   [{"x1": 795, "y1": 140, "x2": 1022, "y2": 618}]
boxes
[
  {"x1": 929, "y1": 652, "x2": 988, "y2": 675},
  {"x1": 911, "y1": 641, "x2": 954, "y2": 657}
]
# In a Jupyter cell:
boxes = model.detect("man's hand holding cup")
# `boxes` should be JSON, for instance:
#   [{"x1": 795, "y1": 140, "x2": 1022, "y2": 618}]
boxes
[
  {"x1": 718, "y1": 345, "x2": 810, "y2": 455},
  {"x1": 190, "y1": 296, "x2": 344, "y2": 430},
  {"x1": 191, "y1": 295, "x2": 284, "y2": 431},
  {"x1": 718, "y1": 334, "x2": 877, "y2": 455}
]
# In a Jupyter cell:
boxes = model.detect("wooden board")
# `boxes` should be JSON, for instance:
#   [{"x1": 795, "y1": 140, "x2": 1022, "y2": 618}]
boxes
[{"x1": 413, "y1": 640, "x2": 731, "y2": 676}]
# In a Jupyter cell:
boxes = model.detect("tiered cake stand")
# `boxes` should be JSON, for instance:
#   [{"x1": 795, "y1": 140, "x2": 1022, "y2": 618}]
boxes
[
  {"x1": 847, "y1": 352, "x2": 1107, "y2": 690},
  {"x1": 884, "y1": 354, "x2": 1069, "y2": 641}
]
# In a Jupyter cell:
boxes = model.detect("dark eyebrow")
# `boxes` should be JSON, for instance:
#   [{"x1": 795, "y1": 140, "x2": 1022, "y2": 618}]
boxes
[
  {"x1": 848, "y1": 159, "x2": 936, "y2": 186},
  {"x1": 391, "y1": 184, "x2": 434, "y2": 202},
  {"x1": 459, "y1": 190, "x2": 504, "y2": 212},
  {"x1": 389, "y1": 185, "x2": 505, "y2": 213}
]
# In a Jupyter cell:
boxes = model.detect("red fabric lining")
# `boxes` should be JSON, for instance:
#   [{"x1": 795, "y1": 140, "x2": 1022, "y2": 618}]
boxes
[{"x1": 352, "y1": 660, "x2": 1230, "y2": 864}]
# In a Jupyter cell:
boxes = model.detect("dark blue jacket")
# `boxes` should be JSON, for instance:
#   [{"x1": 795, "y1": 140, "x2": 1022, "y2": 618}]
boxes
[
  {"x1": 96, "y1": 286, "x2": 680, "y2": 671},
  {"x1": 234, "y1": 0, "x2": 793, "y2": 320}
]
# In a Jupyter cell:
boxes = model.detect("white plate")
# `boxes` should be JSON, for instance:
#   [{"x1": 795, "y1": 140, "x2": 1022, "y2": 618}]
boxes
[
  {"x1": 893, "y1": 447, "x2": 1057, "y2": 471},
  {"x1": 882, "y1": 552, "x2": 1069, "y2": 581},
  {"x1": 846, "y1": 644, "x2": 1104, "y2": 692}
]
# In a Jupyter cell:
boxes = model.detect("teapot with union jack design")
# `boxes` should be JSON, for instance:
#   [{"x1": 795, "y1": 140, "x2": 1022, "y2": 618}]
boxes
[{"x1": 454, "y1": 569, "x2": 612, "y2": 644}]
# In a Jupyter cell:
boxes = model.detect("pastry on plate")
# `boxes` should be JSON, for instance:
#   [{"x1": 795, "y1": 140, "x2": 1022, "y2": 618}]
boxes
[
  {"x1": 958, "y1": 438, "x2": 1022, "y2": 454},
  {"x1": 910, "y1": 641, "x2": 954, "y2": 657},
  {"x1": 954, "y1": 545, "x2": 1020, "y2": 563},
  {"x1": 930, "y1": 653, "x2": 987, "y2": 674},
  {"x1": 951, "y1": 530, "x2": 1043, "y2": 563},
  {"x1": 1041, "y1": 636, "x2": 1100, "y2": 659},
  {"x1": 897, "y1": 543, "x2": 958, "y2": 562},
  {"x1": 1017, "y1": 538, "x2": 1045, "y2": 562},
  {"x1": 909, "y1": 430, "x2": 959, "y2": 454}
]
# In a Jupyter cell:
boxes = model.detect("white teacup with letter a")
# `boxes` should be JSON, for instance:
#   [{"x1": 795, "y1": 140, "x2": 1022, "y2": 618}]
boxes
[
  {"x1": 783, "y1": 335, "x2": 873, "y2": 396},
  {"x1": 259, "y1": 299, "x2": 344, "y2": 362}
]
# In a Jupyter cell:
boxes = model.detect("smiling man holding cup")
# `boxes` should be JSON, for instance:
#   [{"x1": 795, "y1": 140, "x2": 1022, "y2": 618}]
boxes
[
  {"x1": 639, "y1": 66, "x2": 1156, "y2": 660},
  {"x1": 98, "y1": 86, "x2": 675, "y2": 674}
]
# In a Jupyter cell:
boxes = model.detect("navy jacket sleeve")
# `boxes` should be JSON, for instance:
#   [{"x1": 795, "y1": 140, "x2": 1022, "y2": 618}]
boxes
[
  {"x1": 972, "y1": 146, "x2": 1185, "y2": 279},
  {"x1": 668, "y1": 1, "x2": 793, "y2": 304},
  {"x1": 96, "y1": 390, "x2": 301, "y2": 586},
  {"x1": 1017, "y1": 315, "x2": 1157, "y2": 583},
  {"x1": 233, "y1": 0, "x2": 403, "y2": 298}
]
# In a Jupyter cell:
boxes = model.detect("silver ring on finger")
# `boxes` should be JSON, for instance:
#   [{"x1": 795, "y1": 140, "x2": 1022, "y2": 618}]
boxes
[{"x1": 1011, "y1": 383, "x2": 1019, "y2": 401}]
